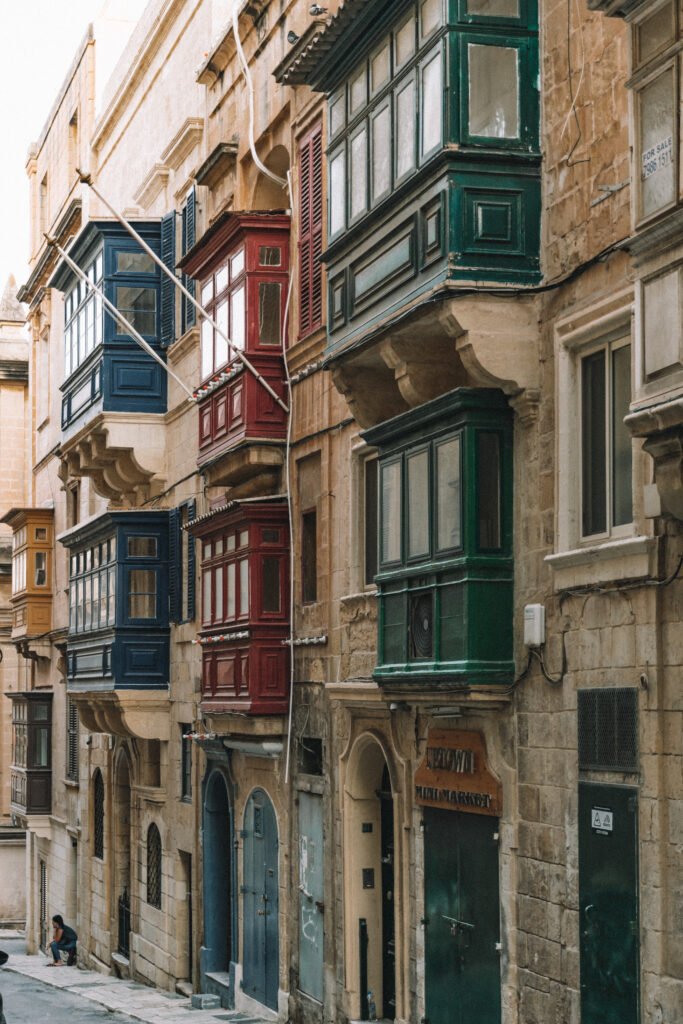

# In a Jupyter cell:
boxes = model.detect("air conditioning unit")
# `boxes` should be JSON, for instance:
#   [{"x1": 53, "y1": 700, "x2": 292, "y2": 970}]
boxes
[{"x1": 409, "y1": 593, "x2": 433, "y2": 660}]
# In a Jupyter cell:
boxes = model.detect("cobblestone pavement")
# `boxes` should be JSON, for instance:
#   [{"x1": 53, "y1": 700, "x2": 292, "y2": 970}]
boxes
[{"x1": 0, "y1": 934, "x2": 268, "y2": 1024}]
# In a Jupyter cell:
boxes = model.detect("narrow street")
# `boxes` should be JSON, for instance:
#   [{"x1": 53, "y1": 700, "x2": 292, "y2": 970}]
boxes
[{"x1": 0, "y1": 937, "x2": 261, "y2": 1024}]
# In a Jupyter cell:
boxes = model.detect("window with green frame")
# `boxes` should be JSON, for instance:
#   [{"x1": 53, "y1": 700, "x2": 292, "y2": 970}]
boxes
[
  {"x1": 327, "y1": 0, "x2": 538, "y2": 240},
  {"x1": 363, "y1": 388, "x2": 514, "y2": 684}
]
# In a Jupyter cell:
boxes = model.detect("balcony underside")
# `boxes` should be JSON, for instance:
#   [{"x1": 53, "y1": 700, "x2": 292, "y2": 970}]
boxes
[
  {"x1": 58, "y1": 411, "x2": 167, "y2": 506},
  {"x1": 199, "y1": 439, "x2": 286, "y2": 493},
  {"x1": 330, "y1": 291, "x2": 541, "y2": 429},
  {"x1": 70, "y1": 689, "x2": 171, "y2": 740}
]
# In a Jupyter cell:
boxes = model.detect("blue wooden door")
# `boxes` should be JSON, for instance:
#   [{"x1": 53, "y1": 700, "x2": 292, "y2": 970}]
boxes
[
  {"x1": 298, "y1": 792, "x2": 324, "y2": 1002},
  {"x1": 243, "y1": 789, "x2": 279, "y2": 1009}
]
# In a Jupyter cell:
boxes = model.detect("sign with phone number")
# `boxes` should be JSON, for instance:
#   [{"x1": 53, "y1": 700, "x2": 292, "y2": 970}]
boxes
[{"x1": 642, "y1": 136, "x2": 673, "y2": 180}]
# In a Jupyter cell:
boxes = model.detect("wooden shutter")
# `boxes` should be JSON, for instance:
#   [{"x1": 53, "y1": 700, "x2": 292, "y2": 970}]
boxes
[
  {"x1": 160, "y1": 211, "x2": 176, "y2": 347},
  {"x1": 182, "y1": 188, "x2": 197, "y2": 331},
  {"x1": 169, "y1": 507, "x2": 180, "y2": 622},
  {"x1": 186, "y1": 499, "x2": 196, "y2": 622},
  {"x1": 299, "y1": 123, "x2": 324, "y2": 338}
]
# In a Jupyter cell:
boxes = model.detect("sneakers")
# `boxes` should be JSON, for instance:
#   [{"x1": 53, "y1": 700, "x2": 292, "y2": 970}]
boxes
[{"x1": 66, "y1": 950, "x2": 77, "y2": 967}]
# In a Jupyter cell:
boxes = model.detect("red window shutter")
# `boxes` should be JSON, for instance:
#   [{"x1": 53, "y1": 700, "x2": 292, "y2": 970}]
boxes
[{"x1": 299, "y1": 123, "x2": 324, "y2": 338}]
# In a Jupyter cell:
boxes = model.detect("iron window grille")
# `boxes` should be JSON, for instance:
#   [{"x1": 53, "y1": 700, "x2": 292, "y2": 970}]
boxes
[
  {"x1": 147, "y1": 822, "x2": 162, "y2": 909},
  {"x1": 66, "y1": 698, "x2": 79, "y2": 782},
  {"x1": 93, "y1": 768, "x2": 105, "y2": 859},
  {"x1": 578, "y1": 687, "x2": 639, "y2": 772},
  {"x1": 181, "y1": 723, "x2": 192, "y2": 801}
]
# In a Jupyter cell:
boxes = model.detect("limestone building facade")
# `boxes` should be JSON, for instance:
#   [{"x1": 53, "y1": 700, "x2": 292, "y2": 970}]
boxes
[{"x1": 7, "y1": 0, "x2": 683, "y2": 1022}]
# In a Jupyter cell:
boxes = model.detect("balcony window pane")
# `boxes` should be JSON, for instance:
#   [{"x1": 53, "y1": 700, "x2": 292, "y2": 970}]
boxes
[
  {"x1": 262, "y1": 556, "x2": 281, "y2": 613},
  {"x1": 116, "y1": 251, "x2": 155, "y2": 274},
  {"x1": 395, "y1": 17, "x2": 415, "y2": 67},
  {"x1": 215, "y1": 565, "x2": 224, "y2": 621},
  {"x1": 371, "y1": 43, "x2": 390, "y2": 93},
  {"x1": 258, "y1": 282, "x2": 282, "y2": 345},
  {"x1": 108, "y1": 566, "x2": 116, "y2": 623},
  {"x1": 34, "y1": 552, "x2": 47, "y2": 587},
  {"x1": 128, "y1": 569, "x2": 156, "y2": 619},
  {"x1": 239, "y1": 558, "x2": 249, "y2": 616},
  {"x1": 420, "y1": 0, "x2": 441, "y2": 38},
  {"x1": 127, "y1": 537, "x2": 157, "y2": 557},
  {"x1": 381, "y1": 461, "x2": 401, "y2": 563},
  {"x1": 350, "y1": 127, "x2": 368, "y2": 220},
  {"x1": 239, "y1": 529, "x2": 249, "y2": 548},
  {"x1": 421, "y1": 50, "x2": 442, "y2": 155},
  {"x1": 203, "y1": 569, "x2": 212, "y2": 624},
  {"x1": 396, "y1": 79, "x2": 416, "y2": 179},
  {"x1": 330, "y1": 94, "x2": 345, "y2": 136},
  {"x1": 468, "y1": 43, "x2": 519, "y2": 139},
  {"x1": 437, "y1": 437, "x2": 462, "y2": 550},
  {"x1": 34, "y1": 727, "x2": 49, "y2": 768},
  {"x1": 78, "y1": 308, "x2": 86, "y2": 362},
  {"x1": 637, "y1": 3, "x2": 675, "y2": 65},
  {"x1": 372, "y1": 104, "x2": 391, "y2": 202},
  {"x1": 92, "y1": 573, "x2": 100, "y2": 629},
  {"x1": 582, "y1": 350, "x2": 607, "y2": 536},
  {"x1": 231, "y1": 285, "x2": 245, "y2": 350},
  {"x1": 201, "y1": 279, "x2": 214, "y2": 305},
  {"x1": 76, "y1": 580, "x2": 83, "y2": 630},
  {"x1": 201, "y1": 319, "x2": 213, "y2": 378},
  {"x1": 260, "y1": 246, "x2": 281, "y2": 266},
  {"x1": 115, "y1": 286, "x2": 156, "y2": 335},
  {"x1": 216, "y1": 300, "x2": 229, "y2": 367},
  {"x1": 330, "y1": 149, "x2": 346, "y2": 236},
  {"x1": 639, "y1": 68, "x2": 675, "y2": 219},
  {"x1": 467, "y1": 0, "x2": 519, "y2": 16},
  {"x1": 95, "y1": 296, "x2": 103, "y2": 346},
  {"x1": 99, "y1": 570, "x2": 107, "y2": 624},
  {"x1": 216, "y1": 266, "x2": 229, "y2": 293},
  {"x1": 478, "y1": 432, "x2": 501, "y2": 549},
  {"x1": 612, "y1": 344, "x2": 633, "y2": 527},
  {"x1": 350, "y1": 68, "x2": 367, "y2": 115},
  {"x1": 84, "y1": 577, "x2": 92, "y2": 630},
  {"x1": 227, "y1": 562, "x2": 236, "y2": 618},
  {"x1": 364, "y1": 457, "x2": 378, "y2": 586},
  {"x1": 407, "y1": 451, "x2": 430, "y2": 558},
  {"x1": 230, "y1": 248, "x2": 245, "y2": 280}
]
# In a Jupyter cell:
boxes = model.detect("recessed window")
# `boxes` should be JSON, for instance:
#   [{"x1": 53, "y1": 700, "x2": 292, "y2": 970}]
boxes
[
  {"x1": 302, "y1": 509, "x2": 318, "y2": 603},
  {"x1": 637, "y1": 67, "x2": 675, "y2": 220},
  {"x1": 468, "y1": 43, "x2": 519, "y2": 139},
  {"x1": 581, "y1": 340, "x2": 632, "y2": 538}
]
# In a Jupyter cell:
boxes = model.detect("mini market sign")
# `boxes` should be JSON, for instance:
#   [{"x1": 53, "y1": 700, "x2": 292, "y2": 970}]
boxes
[{"x1": 415, "y1": 729, "x2": 502, "y2": 817}]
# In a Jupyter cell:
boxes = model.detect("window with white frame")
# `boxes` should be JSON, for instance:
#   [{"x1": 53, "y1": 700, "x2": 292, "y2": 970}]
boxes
[{"x1": 580, "y1": 334, "x2": 633, "y2": 539}]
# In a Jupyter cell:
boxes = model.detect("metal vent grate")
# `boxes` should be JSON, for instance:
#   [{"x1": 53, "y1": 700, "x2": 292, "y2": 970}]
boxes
[{"x1": 578, "y1": 688, "x2": 638, "y2": 772}]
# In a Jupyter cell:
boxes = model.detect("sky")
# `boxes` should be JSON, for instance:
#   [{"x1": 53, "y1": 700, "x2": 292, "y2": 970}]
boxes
[{"x1": 0, "y1": 2, "x2": 130, "y2": 294}]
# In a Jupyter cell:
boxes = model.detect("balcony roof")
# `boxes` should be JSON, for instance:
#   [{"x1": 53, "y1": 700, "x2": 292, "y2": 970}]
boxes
[
  {"x1": 178, "y1": 211, "x2": 290, "y2": 279},
  {"x1": 48, "y1": 218, "x2": 161, "y2": 292}
]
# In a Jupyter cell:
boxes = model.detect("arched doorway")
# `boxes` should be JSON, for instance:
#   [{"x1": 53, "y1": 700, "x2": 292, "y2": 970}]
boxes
[
  {"x1": 203, "y1": 771, "x2": 232, "y2": 980},
  {"x1": 113, "y1": 751, "x2": 132, "y2": 958},
  {"x1": 251, "y1": 146, "x2": 290, "y2": 211},
  {"x1": 344, "y1": 735, "x2": 397, "y2": 1021},
  {"x1": 242, "y1": 788, "x2": 279, "y2": 1010}
]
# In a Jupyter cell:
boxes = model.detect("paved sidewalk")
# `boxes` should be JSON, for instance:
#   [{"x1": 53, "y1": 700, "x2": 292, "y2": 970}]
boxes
[{"x1": 0, "y1": 934, "x2": 267, "y2": 1024}]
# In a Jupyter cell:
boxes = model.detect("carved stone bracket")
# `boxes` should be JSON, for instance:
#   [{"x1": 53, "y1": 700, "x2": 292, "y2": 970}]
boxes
[
  {"x1": 71, "y1": 691, "x2": 171, "y2": 740},
  {"x1": 626, "y1": 400, "x2": 683, "y2": 520}
]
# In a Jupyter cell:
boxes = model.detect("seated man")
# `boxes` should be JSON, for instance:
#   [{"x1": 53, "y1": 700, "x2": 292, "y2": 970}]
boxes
[{"x1": 48, "y1": 915, "x2": 77, "y2": 967}]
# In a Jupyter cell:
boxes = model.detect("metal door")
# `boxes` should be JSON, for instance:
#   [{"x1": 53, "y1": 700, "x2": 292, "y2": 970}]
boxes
[
  {"x1": 424, "y1": 808, "x2": 501, "y2": 1024},
  {"x1": 298, "y1": 792, "x2": 324, "y2": 1002},
  {"x1": 243, "y1": 789, "x2": 279, "y2": 1010},
  {"x1": 380, "y1": 767, "x2": 396, "y2": 1020},
  {"x1": 579, "y1": 783, "x2": 639, "y2": 1024}
]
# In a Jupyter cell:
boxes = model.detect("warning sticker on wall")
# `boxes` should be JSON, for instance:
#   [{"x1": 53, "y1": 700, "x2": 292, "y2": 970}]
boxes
[{"x1": 591, "y1": 807, "x2": 614, "y2": 835}]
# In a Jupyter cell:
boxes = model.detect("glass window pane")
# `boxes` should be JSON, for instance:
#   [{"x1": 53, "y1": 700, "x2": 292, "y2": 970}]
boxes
[
  {"x1": 364, "y1": 457, "x2": 378, "y2": 585},
  {"x1": 639, "y1": 69, "x2": 675, "y2": 219},
  {"x1": 468, "y1": 43, "x2": 519, "y2": 139},
  {"x1": 201, "y1": 279, "x2": 214, "y2": 305},
  {"x1": 437, "y1": 438, "x2": 462, "y2": 550},
  {"x1": 108, "y1": 566, "x2": 116, "y2": 624},
  {"x1": 239, "y1": 558, "x2": 249, "y2": 615},
  {"x1": 215, "y1": 565, "x2": 224, "y2": 622},
  {"x1": 34, "y1": 552, "x2": 47, "y2": 587},
  {"x1": 420, "y1": 0, "x2": 441, "y2": 38},
  {"x1": 92, "y1": 573, "x2": 100, "y2": 628},
  {"x1": 116, "y1": 251, "x2": 155, "y2": 274},
  {"x1": 227, "y1": 562, "x2": 236, "y2": 618},
  {"x1": 128, "y1": 569, "x2": 156, "y2": 619},
  {"x1": 216, "y1": 300, "x2": 229, "y2": 367},
  {"x1": 478, "y1": 433, "x2": 501, "y2": 549},
  {"x1": 396, "y1": 79, "x2": 416, "y2": 179},
  {"x1": 330, "y1": 94, "x2": 345, "y2": 136},
  {"x1": 395, "y1": 17, "x2": 415, "y2": 67},
  {"x1": 201, "y1": 318, "x2": 213, "y2": 377},
  {"x1": 239, "y1": 529, "x2": 249, "y2": 548},
  {"x1": 127, "y1": 537, "x2": 157, "y2": 558},
  {"x1": 258, "y1": 282, "x2": 282, "y2": 345},
  {"x1": 34, "y1": 727, "x2": 49, "y2": 768},
  {"x1": 231, "y1": 286, "x2": 245, "y2": 350},
  {"x1": 582, "y1": 350, "x2": 607, "y2": 537},
  {"x1": 467, "y1": 0, "x2": 519, "y2": 15},
  {"x1": 350, "y1": 68, "x2": 367, "y2": 114},
  {"x1": 372, "y1": 105, "x2": 391, "y2": 202},
  {"x1": 371, "y1": 43, "x2": 390, "y2": 92},
  {"x1": 350, "y1": 127, "x2": 368, "y2": 220},
  {"x1": 612, "y1": 344, "x2": 633, "y2": 527},
  {"x1": 115, "y1": 286, "x2": 157, "y2": 334},
  {"x1": 260, "y1": 246, "x2": 281, "y2": 266},
  {"x1": 203, "y1": 569, "x2": 212, "y2": 623},
  {"x1": 84, "y1": 576, "x2": 92, "y2": 629},
  {"x1": 100, "y1": 570, "x2": 107, "y2": 623},
  {"x1": 262, "y1": 556, "x2": 281, "y2": 613},
  {"x1": 330, "y1": 149, "x2": 346, "y2": 236},
  {"x1": 421, "y1": 50, "x2": 442, "y2": 155},
  {"x1": 216, "y1": 266, "x2": 229, "y2": 293},
  {"x1": 637, "y1": 3, "x2": 675, "y2": 65},
  {"x1": 407, "y1": 451, "x2": 430, "y2": 558},
  {"x1": 230, "y1": 249, "x2": 245, "y2": 279},
  {"x1": 381, "y1": 461, "x2": 402, "y2": 563}
]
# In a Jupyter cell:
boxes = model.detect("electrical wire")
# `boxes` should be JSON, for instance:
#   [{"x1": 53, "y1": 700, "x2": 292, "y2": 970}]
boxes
[{"x1": 561, "y1": 0, "x2": 590, "y2": 167}]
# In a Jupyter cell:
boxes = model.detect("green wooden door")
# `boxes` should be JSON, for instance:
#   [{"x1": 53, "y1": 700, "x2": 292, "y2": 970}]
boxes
[
  {"x1": 243, "y1": 789, "x2": 279, "y2": 1010},
  {"x1": 579, "y1": 783, "x2": 639, "y2": 1024},
  {"x1": 424, "y1": 808, "x2": 501, "y2": 1024}
]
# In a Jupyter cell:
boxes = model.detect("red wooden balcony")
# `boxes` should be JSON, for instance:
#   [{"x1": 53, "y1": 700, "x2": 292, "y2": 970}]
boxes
[{"x1": 188, "y1": 501, "x2": 290, "y2": 715}]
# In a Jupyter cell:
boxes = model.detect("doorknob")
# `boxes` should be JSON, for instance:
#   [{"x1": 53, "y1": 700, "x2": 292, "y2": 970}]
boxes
[{"x1": 257, "y1": 910, "x2": 267, "y2": 916}]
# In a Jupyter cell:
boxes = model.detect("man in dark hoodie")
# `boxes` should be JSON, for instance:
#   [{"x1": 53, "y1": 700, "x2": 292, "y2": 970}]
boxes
[{"x1": 48, "y1": 916, "x2": 77, "y2": 966}]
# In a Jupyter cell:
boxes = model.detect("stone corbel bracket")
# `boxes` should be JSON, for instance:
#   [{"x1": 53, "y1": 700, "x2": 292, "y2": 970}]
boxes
[
  {"x1": 73, "y1": 691, "x2": 170, "y2": 741},
  {"x1": 627, "y1": 398, "x2": 683, "y2": 520}
]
